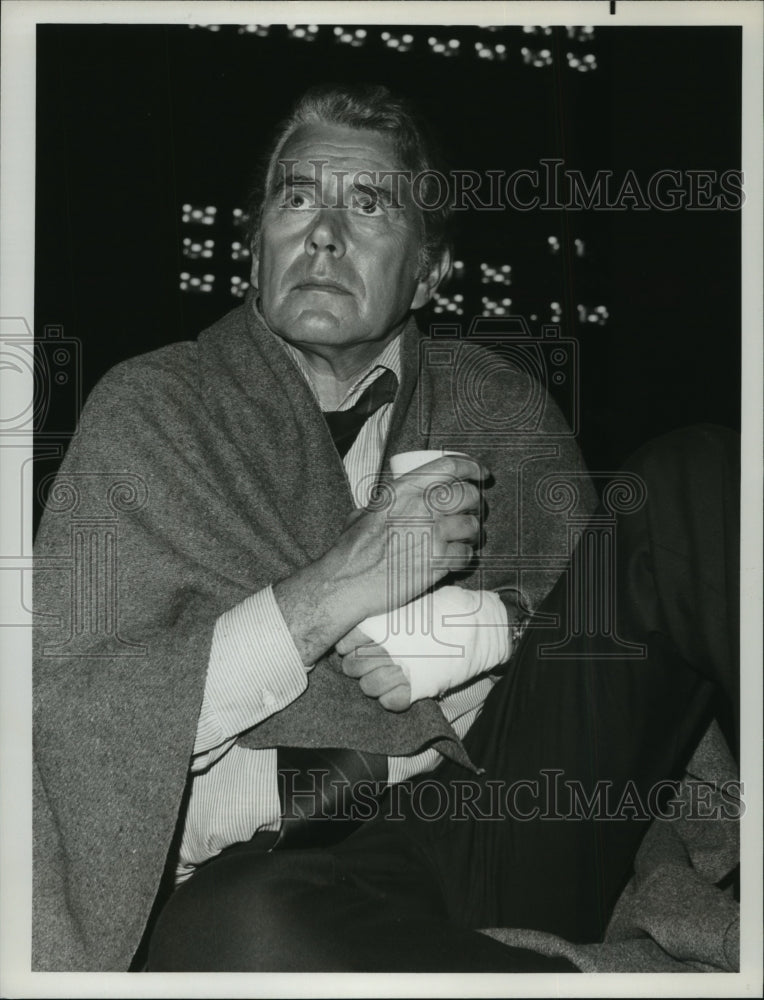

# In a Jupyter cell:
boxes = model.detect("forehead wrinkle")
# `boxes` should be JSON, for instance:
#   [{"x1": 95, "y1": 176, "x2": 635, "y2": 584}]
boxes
[
  {"x1": 278, "y1": 150, "x2": 400, "y2": 177},
  {"x1": 284, "y1": 140, "x2": 390, "y2": 159},
  {"x1": 277, "y1": 124, "x2": 403, "y2": 174}
]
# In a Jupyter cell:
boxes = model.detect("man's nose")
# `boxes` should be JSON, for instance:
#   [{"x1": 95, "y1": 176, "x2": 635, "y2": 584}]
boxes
[{"x1": 304, "y1": 208, "x2": 346, "y2": 258}]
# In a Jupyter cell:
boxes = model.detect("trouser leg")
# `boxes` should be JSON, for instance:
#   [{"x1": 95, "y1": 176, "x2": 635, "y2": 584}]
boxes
[
  {"x1": 146, "y1": 827, "x2": 577, "y2": 971},
  {"x1": 387, "y1": 424, "x2": 739, "y2": 942}
]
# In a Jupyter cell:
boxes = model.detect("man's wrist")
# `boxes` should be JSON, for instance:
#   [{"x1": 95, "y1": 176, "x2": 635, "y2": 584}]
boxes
[
  {"x1": 495, "y1": 589, "x2": 533, "y2": 655},
  {"x1": 272, "y1": 554, "x2": 369, "y2": 668}
]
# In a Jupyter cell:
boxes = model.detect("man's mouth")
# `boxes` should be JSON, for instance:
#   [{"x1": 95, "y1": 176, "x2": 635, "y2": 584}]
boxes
[{"x1": 293, "y1": 279, "x2": 352, "y2": 295}]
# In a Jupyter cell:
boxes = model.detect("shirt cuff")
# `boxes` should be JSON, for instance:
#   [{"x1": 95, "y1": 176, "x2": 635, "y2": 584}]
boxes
[{"x1": 193, "y1": 585, "x2": 308, "y2": 757}]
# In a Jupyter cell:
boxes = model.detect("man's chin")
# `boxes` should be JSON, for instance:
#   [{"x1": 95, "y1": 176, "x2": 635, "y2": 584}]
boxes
[{"x1": 267, "y1": 307, "x2": 363, "y2": 346}]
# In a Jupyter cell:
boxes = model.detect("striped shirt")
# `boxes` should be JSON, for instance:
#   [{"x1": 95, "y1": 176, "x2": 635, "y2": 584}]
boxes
[{"x1": 177, "y1": 330, "x2": 500, "y2": 882}]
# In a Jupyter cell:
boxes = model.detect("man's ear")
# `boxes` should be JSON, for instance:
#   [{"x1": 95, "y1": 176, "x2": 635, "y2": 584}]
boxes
[
  {"x1": 410, "y1": 246, "x2": 452, "y2": 311},
  {"x1": 249, "y1": 244, "x2": 260, "y2": 289}
]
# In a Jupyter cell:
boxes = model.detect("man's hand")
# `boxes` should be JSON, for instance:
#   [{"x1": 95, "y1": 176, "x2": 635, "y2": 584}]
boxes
[
  {"x1": 273, "y1": 454, "x2": 488, "y2": 668},
  {"x1": 337, "y1": 587, "x2": 511, "y2": 705},
  {"x1": 323, "y1": 454, "x2": 487, "y2": 617},
  {"x1": 338, "y1": 628, "x2": 413, "y2": 712}
]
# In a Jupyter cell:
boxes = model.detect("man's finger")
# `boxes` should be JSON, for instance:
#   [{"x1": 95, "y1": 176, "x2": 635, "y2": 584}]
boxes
[
  {"x1": 378, "y1": 685, "x2": 412, "y2": 713},
  {"x1": 359, "y1": 663, "x2": 408, "y2": 698},
  {"x1": 341, "y1": 644, "x2": 394, "y2": 678},
  {"x1": 336, "y1": 626, "x2": 375, "y2": 656},
  {"x1": 443, "y1": 541, "x2": 476, "y2": 572},
  {"x1": 401, "y1": 476, "x2": 482, "y2": 515},
  {"x1": 404, "y1": 454, "x2": 489, "y2": 484},
  {"x1": 438, "y1": 512, "x2": 481, "y2": 545}
]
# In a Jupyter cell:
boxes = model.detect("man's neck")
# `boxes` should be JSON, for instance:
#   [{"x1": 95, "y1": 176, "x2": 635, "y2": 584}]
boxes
[
  {"x1": 252, "y1": 296, "x2": 405, "y2": 409},
  {"x1": 293, "y1": 346, "x2": 391, "y2": 409},
  {"x1": 277, "y1": 332, "x2": 405, "y2": 411}
]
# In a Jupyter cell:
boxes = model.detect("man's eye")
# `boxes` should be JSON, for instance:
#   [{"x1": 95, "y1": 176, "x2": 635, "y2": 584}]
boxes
[
  {"x1": 284, "y1": 191, "x2": 314, "y2": 210},
  {"x1": 352, "y1": 190, "x2": 384, "y2": 216}
]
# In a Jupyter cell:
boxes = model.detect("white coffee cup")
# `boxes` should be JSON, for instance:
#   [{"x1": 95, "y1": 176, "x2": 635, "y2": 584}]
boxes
[{"x1": 389, "y1": 449, "x2": 468, "y2": 479}]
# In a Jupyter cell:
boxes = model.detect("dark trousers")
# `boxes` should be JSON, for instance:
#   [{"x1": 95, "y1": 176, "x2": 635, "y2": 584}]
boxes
[{"x1": 147, "y1": 425, "x2": 739, "y2": 971}]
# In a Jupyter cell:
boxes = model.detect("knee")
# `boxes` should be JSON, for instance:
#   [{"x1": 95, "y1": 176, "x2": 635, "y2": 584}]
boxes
[
  {"x1": 623, "y1": 424, "x2": 739, "y2": 488},
  {"x1": 147, "y1": 850, "x2": 335, "y2": 971}
]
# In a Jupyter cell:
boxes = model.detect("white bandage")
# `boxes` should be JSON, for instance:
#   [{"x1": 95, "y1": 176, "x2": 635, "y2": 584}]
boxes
[{"x1": 356, "y1": 586, "x2": 510, "y2": 703}]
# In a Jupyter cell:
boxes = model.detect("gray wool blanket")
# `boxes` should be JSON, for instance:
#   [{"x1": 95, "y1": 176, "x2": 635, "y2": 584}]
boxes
[{"x1": 33, "y1": 300, "x2": 594, "y2": 970}]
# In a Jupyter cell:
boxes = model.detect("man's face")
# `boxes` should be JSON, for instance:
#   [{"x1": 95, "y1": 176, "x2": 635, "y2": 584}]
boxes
[{"x1": 252, "y1": 123, "x2": 441, "y2": 364}]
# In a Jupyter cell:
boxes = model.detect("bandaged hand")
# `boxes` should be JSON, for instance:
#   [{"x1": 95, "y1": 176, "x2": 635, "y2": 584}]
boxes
[{"x1": 337, "y1": 586, "x2": 511, "y2": 706}]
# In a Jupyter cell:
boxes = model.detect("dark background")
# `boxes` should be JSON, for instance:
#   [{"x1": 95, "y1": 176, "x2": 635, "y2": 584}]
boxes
[{"x1": 34, "y1": 23, "x2": 741, "y2": 527}]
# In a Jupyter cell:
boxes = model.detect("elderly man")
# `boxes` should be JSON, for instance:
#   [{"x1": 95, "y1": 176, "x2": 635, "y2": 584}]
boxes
[{"x1": 33, "y1": 84, "x2": 739, "y2": 973}]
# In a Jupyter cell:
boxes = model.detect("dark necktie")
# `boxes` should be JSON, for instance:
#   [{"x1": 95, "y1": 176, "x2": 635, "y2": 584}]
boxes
[
  {"x1": 272, "y1": 368, "x2": 396, "y2": 848},
  {"x1": 322, "y1": 367, "x2": 398, "y2": 459}
]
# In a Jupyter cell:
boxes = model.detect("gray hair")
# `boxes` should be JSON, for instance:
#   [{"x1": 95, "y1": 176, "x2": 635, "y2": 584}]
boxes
[{"x1": 245, "y1": 82, "x2": 453, "y2": 277}]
